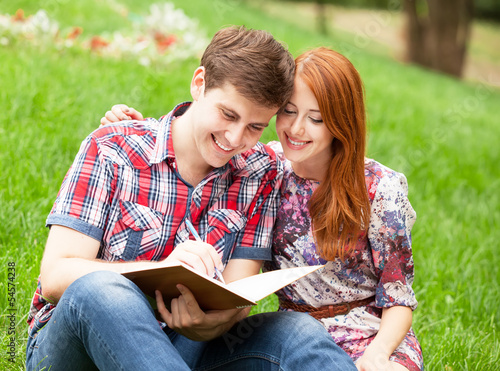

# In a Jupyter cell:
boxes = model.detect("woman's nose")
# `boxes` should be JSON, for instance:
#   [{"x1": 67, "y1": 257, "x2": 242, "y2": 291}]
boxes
[{"x1": 290, "y1": 118, "x2": 305, "y2": 136}]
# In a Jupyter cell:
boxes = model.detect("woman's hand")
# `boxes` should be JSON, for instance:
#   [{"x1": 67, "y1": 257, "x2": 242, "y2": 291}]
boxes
[
  {"x1": 356, "y1": 350, "x2": 407, "y2": 370},
  {"x1": 355, "y1": 345, "x2": 392, "y2": 370},
  {"x1": 356, "y1": 306, "x2": 412, "y2": 371},
  {"x1": 100, "y1": 104, "x2": 144, "y2": 126}
]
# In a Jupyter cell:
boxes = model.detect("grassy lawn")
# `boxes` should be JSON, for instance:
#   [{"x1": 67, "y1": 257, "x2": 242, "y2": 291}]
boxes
[{"x1": 1, "y1": 0, "x2": 499, "y2": 369}]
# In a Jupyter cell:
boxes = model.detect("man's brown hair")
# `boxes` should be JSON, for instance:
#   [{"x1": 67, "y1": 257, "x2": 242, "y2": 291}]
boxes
[{"x1": 201, "y1": 26, "x2": 295, "y2": 109}]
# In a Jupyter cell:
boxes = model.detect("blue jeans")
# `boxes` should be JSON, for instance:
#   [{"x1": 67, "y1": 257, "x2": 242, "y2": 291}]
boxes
[{"x1": 26, "y1": 271, "x2": 356, "y2": 370}]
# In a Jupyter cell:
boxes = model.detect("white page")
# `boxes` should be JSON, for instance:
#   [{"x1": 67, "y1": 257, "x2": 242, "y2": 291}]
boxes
[{"x1": 226, "y1": 265, "x2": 325, "y2": 302}]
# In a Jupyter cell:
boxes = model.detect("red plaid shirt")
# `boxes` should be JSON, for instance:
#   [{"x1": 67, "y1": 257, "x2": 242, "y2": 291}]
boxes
[{"x1": 28, "y1": 102, "x2": 283, "y2": 329}]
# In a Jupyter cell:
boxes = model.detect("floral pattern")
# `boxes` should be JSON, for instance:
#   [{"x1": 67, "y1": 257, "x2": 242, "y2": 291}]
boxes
[{"x1": 264, "y1": 142, "x2": 423, "y2": 370}]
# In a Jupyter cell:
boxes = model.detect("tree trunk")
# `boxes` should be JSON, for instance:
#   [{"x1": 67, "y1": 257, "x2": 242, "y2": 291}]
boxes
[
  {"x1": 316, "y1": 0, "x2": 328, "y2": 35},
  {"x1": 404, "y1": 0, "x2": 473, "y2": 78}
]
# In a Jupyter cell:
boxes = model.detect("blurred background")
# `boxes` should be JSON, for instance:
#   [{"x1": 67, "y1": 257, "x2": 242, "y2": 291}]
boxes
[{"x1": 1, "y1": 0, "x2": 499, "y2": 369}]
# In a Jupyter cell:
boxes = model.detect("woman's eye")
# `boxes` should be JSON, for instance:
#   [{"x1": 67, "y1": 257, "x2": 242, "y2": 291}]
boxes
[
  {"x1": 283, "y1": 109, "x2": 295, "y2": 115},
  {"x1": 309, "y1": 117, "x2": 323, "y2": 124}
]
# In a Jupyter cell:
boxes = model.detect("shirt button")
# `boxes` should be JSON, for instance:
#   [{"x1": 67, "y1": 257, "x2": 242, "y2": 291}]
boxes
[{"x1": 135, "y1": 221, "x2": 143, "y2": 228}]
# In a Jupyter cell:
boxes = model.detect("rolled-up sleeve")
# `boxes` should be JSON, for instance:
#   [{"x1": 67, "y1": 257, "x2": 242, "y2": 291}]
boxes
[{"x1": 46, "y1": 134, "x2": 114, "y2": 241}]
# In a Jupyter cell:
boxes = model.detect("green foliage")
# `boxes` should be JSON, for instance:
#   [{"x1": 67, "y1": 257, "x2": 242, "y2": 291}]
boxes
[
  {"x1": 1, "y1": 0, "x2": 499, "y2": 369},
  {"x1": 475, "y1": 0, "x2": 500, "y2": 21}
]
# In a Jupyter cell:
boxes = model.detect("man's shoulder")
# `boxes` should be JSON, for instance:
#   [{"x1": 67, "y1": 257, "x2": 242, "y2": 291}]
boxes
[
  {"x1": 229, "y1": 141, "x2": 283, "y2": 179},
  {"x1": 92, "y1": 118, "x2": 159, "y2": 140},
  {"x1": 90, "y1": 118, "x2": 160, "y2": 167}
]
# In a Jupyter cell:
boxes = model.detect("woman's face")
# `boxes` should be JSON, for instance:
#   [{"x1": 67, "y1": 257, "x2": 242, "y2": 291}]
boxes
[{"x1": 276, "y1": 74, "x2": 335, "y2": 181}]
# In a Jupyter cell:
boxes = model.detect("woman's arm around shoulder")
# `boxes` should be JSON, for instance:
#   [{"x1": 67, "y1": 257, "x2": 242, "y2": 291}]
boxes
[{"x1": 100, "y1": 104, "x2": 144, "y2": 125}]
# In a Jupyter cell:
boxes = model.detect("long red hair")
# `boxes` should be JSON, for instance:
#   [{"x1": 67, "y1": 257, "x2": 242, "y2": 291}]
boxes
[{"x1": 296, "y1": 47, "x2": 370, "y2": 260}]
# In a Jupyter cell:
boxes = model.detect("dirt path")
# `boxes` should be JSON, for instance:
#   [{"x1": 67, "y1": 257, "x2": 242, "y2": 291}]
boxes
[{"x1": 259, "y1": 2, "x2": 500, "y2": 88}]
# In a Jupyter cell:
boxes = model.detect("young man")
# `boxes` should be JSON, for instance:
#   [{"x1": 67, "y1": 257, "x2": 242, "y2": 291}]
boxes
[{"x1": 26, "y1": 26, "x2": 356, "y2": 370}]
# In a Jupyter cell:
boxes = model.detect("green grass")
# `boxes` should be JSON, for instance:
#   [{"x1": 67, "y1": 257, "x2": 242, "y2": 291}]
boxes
[{"x1": 1, "y1": 0, "x2": 499, "y2": 369}]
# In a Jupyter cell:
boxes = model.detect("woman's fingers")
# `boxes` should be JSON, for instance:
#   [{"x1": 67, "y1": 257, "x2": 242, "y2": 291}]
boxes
[
  {"x1": 111, "y1": 104, "x2": 132, "y2": 121},
  {"x1": 100, "y1": 104, "x2": 145, "y2": 126}
]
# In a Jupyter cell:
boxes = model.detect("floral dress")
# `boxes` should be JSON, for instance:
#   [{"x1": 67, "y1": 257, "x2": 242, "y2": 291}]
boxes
[{"x1": 264, "y1": 143, "x2": 423, "y2": 370}]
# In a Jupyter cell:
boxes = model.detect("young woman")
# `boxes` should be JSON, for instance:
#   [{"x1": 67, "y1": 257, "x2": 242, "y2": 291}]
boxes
[
  {"x1": 101, "y1": 47, "x2": 423, "y2": 371},
  {"x1": 264, "y1": 48, "x2": 423, "y2": 371}
]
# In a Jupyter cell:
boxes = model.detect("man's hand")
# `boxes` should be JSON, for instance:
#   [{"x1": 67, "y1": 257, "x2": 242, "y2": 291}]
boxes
[
  {"x1": 155, "y1": 259, "x2": 261, "y2": 341},
  {"x1": 156, "y1": 285, "x2": 249, "y2": 341},
  {"x1": 164, "y1": 240, "x2": 223, "y2": 279},
  {"x1": 100, "y1": 104, "x2": 144, "y2": 125}
]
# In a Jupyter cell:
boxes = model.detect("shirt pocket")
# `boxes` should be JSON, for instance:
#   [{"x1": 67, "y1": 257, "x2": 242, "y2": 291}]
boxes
[
  {"x1": 109, "y1": 200, "x2": 164, "y2": 261},
  {"x1": 206, "y1": 209, "x2": 247, "y2": 263}
]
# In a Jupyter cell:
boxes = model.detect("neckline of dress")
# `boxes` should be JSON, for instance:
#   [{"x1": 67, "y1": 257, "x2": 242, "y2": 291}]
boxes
[{"x1": 287, "y1": 160, "x2": 321, "y2": 186}]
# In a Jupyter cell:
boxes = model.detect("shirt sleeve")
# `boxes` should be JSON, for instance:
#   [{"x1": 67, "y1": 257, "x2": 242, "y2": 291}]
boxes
[
  {"x1": 230, "y1": 150, "x2": 284, "y2": 261},
  {"x1": 46, "y1": 133, "x2": 114, "y2": 241},
  {"x1": 368, "y1": 172, "x2": 418, "y2": 310}
]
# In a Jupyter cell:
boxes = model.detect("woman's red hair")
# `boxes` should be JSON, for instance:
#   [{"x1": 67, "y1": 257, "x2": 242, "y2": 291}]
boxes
[{"x1": 295, "y1": 47, "x2": 370, "y2": 260}]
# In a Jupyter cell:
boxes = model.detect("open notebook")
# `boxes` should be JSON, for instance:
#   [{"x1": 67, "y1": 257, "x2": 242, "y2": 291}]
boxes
[{"x1": 122, "y1": 263, "x2": 324, "y2": 310}]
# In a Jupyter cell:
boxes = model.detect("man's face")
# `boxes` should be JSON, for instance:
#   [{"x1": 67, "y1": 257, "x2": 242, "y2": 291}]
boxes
[{"x1": 190, "y1": 76, "x2": 278, "y2": 169}]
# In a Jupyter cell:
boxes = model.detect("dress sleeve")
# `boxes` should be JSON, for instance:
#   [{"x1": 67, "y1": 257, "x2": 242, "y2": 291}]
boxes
[
  {"x1": 368, "y1": 172, "x2": 418, "y2": 310},
  {"x1": 46, "y1": 133, "x2": 114, "y2": 241}
]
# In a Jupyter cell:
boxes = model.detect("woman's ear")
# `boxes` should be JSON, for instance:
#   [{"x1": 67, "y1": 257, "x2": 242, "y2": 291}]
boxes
[{"x1": 190, "y1": 66, "x2": 206, "y2": 101}]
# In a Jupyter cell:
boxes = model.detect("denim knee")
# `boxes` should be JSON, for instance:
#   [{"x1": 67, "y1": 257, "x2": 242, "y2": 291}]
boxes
[
  {"x1": 62, "y1": 270, "x2": 148, "y2": 313},
  {"x1": 267, "y1": 311, "x2": 328, "y2": 342}
]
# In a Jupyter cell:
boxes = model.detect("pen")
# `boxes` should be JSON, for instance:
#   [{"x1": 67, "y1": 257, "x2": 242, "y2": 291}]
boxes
[{"x1": 185, "y1": 219, "x2": 226, "y2": 284}]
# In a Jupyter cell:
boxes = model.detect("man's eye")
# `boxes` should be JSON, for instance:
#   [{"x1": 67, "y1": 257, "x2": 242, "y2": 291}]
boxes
[
  {"x1": 250, "y1": 125, "x2": 265, "y2": 132},
  {"x1": 222, "y1": 110, "x2": 235, "y2": 120}
]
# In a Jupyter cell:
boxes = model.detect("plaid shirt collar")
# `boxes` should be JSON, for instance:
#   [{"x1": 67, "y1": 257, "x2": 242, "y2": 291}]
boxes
[{"x1": 149, "y1": 101, "x2": 189, "y2": 165}]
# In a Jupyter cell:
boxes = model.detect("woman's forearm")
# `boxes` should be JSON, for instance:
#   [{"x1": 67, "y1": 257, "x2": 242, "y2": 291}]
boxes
[{"x1": 367, "y1": 305, "x2": 412, "y2": 357}]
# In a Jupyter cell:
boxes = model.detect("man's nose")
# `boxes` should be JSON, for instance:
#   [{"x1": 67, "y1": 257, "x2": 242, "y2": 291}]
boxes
[{"x1": 226, "y1": 125, "x2": 246, "y2": 148}]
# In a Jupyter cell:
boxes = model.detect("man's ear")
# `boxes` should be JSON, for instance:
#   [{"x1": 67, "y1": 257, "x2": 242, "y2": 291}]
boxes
[{"x1": 190, "y1": 66, "x2": 206, "y2": 101}]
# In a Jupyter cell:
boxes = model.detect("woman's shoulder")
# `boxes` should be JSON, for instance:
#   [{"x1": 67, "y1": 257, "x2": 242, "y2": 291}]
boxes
[
  {"x1": 364, "y1": 158, "x2": 409, "y2": 201},
  {"x1": 267, "y1": 141, "x2": 285, "y2": 161},
  {"x1": 364, "y1": 158, "x2": 402, "y2": 179},
  {"x1": 267, "y1": 140, "x2": 292, "y2": 170}
]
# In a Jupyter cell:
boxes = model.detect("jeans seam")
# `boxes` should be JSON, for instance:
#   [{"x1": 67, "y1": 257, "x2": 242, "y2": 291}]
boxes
[
  {"x1": 193, "y1": 352, "x2": 281, "y2": 371},
  {"x1": 66, "y1": 299, "x2": 124, "y2": 371}
]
